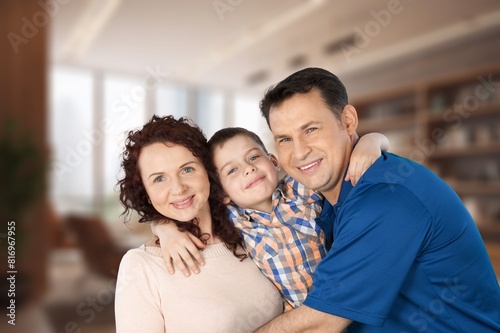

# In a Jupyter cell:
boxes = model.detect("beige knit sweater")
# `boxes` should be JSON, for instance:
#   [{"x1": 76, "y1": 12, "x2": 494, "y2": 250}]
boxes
[{"x1": 115, "y1": 242, "x2": 283, "y2": 333}]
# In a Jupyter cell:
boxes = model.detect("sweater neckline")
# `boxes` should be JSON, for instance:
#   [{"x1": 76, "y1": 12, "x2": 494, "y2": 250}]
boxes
[{"x1": 143, "y1": 242, "x2": 232, "y2": 259}]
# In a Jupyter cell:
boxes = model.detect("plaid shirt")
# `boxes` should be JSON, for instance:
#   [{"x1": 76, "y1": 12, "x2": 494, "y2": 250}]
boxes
[{"x1": 226, "y1": 175, "x2": 326, "y2": 310}]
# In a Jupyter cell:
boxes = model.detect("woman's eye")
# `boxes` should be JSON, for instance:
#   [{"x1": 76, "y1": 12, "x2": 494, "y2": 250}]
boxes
[
  {"x1": 227, "y1": 168, "x2": 236, "y2": 175},
  {"x1": 154, "y1": 176, "x2": 164, "y2": 183},
  {"x1": 182, "y1": 167, "x2": 194, "y2": 174},
  {"x1": 249, "y1": 155, "x2": 259, "y2": 161}
]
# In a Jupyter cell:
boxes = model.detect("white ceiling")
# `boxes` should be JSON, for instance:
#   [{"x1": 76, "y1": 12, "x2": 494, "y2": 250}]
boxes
[{"x1": 50, "y1": 0, "x2": 500, "y2": 93}]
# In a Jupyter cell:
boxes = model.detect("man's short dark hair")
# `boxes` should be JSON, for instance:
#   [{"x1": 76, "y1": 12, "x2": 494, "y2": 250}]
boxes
[{"x1": 260, "y1": 67, "x2": 348, "y2": 128}]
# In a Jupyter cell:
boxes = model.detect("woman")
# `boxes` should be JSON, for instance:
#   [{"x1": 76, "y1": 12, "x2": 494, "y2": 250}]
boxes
[{"x1": 115, "y1": 115, "x2": 283, "y2": 332}]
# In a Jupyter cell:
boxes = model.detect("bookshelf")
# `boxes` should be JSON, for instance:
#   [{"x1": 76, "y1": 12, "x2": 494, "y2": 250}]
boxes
[{"x1": 352, "y1": 63, "x2": 500, "y2": 272}]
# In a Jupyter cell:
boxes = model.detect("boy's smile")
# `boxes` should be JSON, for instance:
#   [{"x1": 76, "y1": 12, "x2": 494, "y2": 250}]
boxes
[
  {"x1": 213, "y1": 134, "x2": 280, "y2": 213},
  {"x1": 245, "y1": 175, "x2": 266, "y2": 189}
]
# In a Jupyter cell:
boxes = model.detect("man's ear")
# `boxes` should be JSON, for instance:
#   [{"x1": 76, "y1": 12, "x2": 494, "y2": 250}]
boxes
[
  {"x1": 222, "y1": 194, "x2": 231, "y2": 205},
  {"x1": 342, "y1": 104, "x2": 358, "y2": 135},
  {"x1": 269, "y1": 153, "x2": 281, "y2": 172}
]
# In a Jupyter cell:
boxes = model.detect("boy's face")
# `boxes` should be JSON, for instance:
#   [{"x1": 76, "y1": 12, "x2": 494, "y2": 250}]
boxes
[{"x1": 213, "y1": 134, "x2": 280, "y2": 213}]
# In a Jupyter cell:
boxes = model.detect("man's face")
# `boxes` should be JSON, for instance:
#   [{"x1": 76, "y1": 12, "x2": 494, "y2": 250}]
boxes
[
  {"x1": 269, "y1": 89, "x2": 357, "y2": 203},
  {"x1": 212, "y1": 134, "x2": 280, "y2": 213}
]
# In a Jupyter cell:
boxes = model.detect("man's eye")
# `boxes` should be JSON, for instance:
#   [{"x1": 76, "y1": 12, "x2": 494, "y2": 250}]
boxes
[
  {"x1": 306, "y1": 127, "x2": 317, "y2": 134},
  {"x1": 154, "y1": 176, "x2": 164, "y2": 183},
  {"x1": 278, "y1": 137, "x2": 291, "y2": 143}
]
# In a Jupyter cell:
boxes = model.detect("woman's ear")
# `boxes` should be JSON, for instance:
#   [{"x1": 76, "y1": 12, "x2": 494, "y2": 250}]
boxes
[
  {"x1": 269, "y1": 153, "x2": 281, "y2": 172},
  {"x1": 222, "y1": 194, "x2": 231, "y2": 205}
]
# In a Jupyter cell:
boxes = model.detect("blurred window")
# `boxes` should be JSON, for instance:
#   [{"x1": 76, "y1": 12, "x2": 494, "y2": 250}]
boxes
[
  {"x1": 49, "y1": 66, "x2": 94, "y2": 214},
  {"x1": 156, "y1": 83, "x2": 188, "y2": 118},
  {"x1": 49, "y1": 68, "x2": 266, "y2": 219},
  {"x1": 233, "y1": 93, "x2": 275, "y2": 153},
  {"x1": 196, "y1": 89, "x2": 224, "y2": 138},
  {"x1": 102, "y1": 74, "x2": 146, "y2": 217}
]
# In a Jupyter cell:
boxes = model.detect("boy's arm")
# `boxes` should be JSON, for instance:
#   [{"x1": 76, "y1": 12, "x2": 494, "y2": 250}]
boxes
[
  {"x1": 151, "y1": 220, "x2": 206, "y2": 276},
  {"x1": 346, "y1": 132, "x2": 390, "y2": 185}
]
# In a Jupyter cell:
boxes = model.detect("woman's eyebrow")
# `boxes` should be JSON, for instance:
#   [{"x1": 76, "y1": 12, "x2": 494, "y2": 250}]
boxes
[
  {"x1": 147, "y1": 161, "x2": 198, "y2": 179},
  {"x1": 148, "y1": 171, "x2": 163, "y2": 180}
]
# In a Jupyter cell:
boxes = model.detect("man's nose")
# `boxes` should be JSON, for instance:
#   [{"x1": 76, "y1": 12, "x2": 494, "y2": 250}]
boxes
[{"x1": 292, "y1": 137, "x2": 311, "y2": 160}]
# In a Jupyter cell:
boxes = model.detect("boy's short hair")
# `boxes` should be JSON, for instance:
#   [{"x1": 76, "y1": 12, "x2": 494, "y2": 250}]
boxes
[{"x1": 208, "y1": 127, "x2": 269, "y2": 156}]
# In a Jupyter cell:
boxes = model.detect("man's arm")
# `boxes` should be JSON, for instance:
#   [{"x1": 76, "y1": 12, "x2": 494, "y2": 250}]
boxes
[{"x1": 255, "y1": 305, "x2": 351, "y2": 333}]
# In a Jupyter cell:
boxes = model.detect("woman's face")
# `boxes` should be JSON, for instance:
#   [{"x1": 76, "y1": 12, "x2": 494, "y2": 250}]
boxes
[{"x1": 138, "y1": 142, "x2": 211, "y2": 224}]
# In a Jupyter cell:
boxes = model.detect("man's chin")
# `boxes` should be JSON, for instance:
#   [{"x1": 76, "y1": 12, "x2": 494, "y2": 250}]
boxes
[{"x1": 294, "y1": 176, "x2": 321, "y2": 190}]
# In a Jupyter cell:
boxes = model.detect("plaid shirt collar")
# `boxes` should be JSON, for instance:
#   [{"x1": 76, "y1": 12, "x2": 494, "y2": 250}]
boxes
[{"x1": 236, "y1": 176, "x2": 319, "y2": 222}]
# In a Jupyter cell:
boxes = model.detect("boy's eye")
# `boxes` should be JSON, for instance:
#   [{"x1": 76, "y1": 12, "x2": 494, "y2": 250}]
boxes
[
  {"x1": 249, "y1": 155, "x2": 259, "y2": 161},
  {"x1": 154, "y1": 175, "x2": 165, "y2": 183}
]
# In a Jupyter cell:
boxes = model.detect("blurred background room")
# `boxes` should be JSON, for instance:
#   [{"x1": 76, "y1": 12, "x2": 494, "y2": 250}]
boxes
[{"x1": 1, "y1": 0, "x2": 500, "y2": 332}]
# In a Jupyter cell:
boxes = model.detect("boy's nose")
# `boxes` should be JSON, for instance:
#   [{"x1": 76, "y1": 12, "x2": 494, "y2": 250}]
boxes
[{"x1": 245, "y1": 165, "x2": 256, "y2": 175}]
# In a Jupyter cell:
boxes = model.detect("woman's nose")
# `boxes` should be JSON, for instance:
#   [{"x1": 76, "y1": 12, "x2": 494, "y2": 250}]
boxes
[{"x1": 170, "y1": 179, "x2": 187, "y2": 194}]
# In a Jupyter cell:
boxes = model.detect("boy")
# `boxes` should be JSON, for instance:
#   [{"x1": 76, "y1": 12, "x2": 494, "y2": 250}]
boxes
[{"x1": 153, "y1": 128, "x2": 388, "y2": 310}]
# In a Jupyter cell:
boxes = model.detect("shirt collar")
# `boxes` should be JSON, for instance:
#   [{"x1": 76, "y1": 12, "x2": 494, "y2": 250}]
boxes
[
  {"x1": 241, "y1": 186, "x2": 281, "y2": 218},
  {"x1": 336, "y1": 178, "x2": 354, "y2": 206},
  {"x1": 241, "y1": 178, "x2": 290, "y2": 217}
]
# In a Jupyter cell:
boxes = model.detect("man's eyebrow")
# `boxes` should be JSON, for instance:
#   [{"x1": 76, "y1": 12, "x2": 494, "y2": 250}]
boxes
[
  {"x1": 299, "y1": 121, "x2": 319, "y2": 130},
  {"x1": 273, "y1": 121, "x2": 318, "y2": 140},
  {"x1": 273, "y1": 133, "x2": 288, "y2": 141}
]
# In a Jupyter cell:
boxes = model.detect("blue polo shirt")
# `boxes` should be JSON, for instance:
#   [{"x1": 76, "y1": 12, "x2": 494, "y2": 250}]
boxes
[{"x1": 303, "y1": 152, "x2": 500, "y2": 332}]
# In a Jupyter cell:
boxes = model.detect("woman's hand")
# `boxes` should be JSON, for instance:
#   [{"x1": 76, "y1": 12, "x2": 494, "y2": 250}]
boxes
[
  {"x1": 346, "y1": 133, "x2": 390, "y2": 185},
  {"x1": 152, "y1": 220, "x2": 206, "y2": 276}
]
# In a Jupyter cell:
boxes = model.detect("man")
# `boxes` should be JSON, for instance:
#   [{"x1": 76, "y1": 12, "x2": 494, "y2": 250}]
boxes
[{"x1": 256, "y1": 68, "x2": 500, "y2": 332}]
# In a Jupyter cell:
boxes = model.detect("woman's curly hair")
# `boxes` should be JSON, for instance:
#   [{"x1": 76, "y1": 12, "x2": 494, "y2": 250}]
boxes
[{"x1": 117, "y1": 115, "x2": 246, "y2": 260}]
